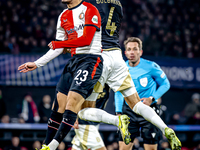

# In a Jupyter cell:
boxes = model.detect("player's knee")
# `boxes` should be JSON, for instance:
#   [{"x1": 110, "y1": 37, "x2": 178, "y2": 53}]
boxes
[
  {"x1": 66, "y1": 91, "x2": 85, "y2": 112},
  {"x1": 124, "y1": 92, "x2": 140, "y2": 110},
  {"x1": 57, "y1": 92, "x2": 68, "y2": 111}
]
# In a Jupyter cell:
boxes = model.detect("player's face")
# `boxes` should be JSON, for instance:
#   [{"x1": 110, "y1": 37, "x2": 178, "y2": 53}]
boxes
[{"x1": 125, "y1": 42, "x2": 143, "y2": 65}]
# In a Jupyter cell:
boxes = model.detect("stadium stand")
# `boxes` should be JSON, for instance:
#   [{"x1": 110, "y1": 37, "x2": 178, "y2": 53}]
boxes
[{"x1": 0, "y1": 0, "x2": 200, "y2": 58}]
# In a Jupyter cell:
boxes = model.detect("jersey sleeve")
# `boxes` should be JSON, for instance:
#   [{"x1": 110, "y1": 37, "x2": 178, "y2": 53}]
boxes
[
  {"x1": 56, "y1": 12, "x2": 66, "y2": 41},
  {"x1": 150, "y1": 62, "x2": 170, "y2": 100},
  {"x1": 114, "y1": 91, "x2": 124, "y2": 113},
  {"x1": 84, "y1": 5, "x2": 101, "y2": 31}
]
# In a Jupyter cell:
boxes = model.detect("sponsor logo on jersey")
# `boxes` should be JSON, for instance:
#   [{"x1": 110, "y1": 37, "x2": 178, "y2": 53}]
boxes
[
  {"x1": 79, "y1": 12, "x2": 85, "y2": 20},
  {"x1": 140, "y1": 77, "x2": 148, "y2": 87},
  {"x1": 92, "y1": 15, "x2": 98, "y2": 24},
  {"x1": 66, "y1": 24, "x2": 84, "y2": 35}
]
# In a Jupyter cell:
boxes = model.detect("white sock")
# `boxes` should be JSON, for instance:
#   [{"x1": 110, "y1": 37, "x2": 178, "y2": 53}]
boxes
[
  {"x1": 48, "y1": 139, "x2": 59, "y2": 150},
  {"x1": 78, "y1": 108, "x2": 119, "y2": 126},
  {"x1": 133, "y1": 101, "x2": 167, "y2": 134}
]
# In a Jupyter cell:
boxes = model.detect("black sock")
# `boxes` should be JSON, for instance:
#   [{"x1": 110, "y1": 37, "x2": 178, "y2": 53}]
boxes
[
  {"x1": 44, "y1": 111, "x2": 63, "y2": 145},
  {"x1": 54, "y1": 110, "x2": 77, "y2": 143}
]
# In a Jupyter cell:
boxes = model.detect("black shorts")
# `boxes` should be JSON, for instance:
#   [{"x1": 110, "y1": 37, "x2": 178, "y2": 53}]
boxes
[
  {"x1": 119, "y1": 102, "x2": 162, "y2": 144},
  {"x1": 56, "y1": 54, "x2": 103, "y2": 99}
]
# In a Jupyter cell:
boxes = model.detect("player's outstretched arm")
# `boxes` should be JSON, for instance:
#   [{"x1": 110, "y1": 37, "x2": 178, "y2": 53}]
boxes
[
  {"x1": 18, "y1": 62, "x2": 37, "y2": 73},
  {"x1": 18, "y1": 48, "x2": 64, "y2": 73}
]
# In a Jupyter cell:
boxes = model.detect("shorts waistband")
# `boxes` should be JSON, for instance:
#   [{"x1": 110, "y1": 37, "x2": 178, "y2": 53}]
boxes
[{"x1": 103, "y1": 47, "x2": 121, "y2": 51}]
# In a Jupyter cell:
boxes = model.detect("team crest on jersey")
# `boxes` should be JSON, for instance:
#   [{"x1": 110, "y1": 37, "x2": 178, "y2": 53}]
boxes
[
  {"x1": 79, "y1": 12, "x2": 85, "y2": 20},
  {"x1": 92, "y1": 15, "x2": 98, "y2": 24},
  {"x1": 140, "y1": 77, "x2": 148, "y2": 87}
]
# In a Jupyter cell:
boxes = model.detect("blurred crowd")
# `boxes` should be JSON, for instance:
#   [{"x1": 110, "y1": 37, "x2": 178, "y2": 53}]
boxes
[
  {"x1": 0, "y1": 135, "x2": 68, "y2": 150},
  {"x1": 0, "y1": 0, "x2": 64, "y2": 54},
  {"x1": 0, "y1": 0, "x2": 200, "y2": 58},
  {"x1": 0, "y1": 89, "x2": 71, "y2": 149},
  {"x1": 0, "y1": 90, "x2": 52, "y2": 124},
  {"x1": 119, "y1": 0, "x2": 200, "y2": 58}
]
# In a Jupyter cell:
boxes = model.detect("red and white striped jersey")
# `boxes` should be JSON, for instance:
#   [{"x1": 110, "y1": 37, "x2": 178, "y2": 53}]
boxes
[{"x1": 56, "y1": 1, "x2": 102, "y2": 55}]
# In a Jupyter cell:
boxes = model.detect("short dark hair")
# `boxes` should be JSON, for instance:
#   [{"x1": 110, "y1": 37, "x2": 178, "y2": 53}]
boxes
[{"x1": 124, "y1": 37, "x2": 142, "y2": 50}]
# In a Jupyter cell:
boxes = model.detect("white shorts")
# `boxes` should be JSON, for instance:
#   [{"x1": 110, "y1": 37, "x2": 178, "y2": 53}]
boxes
[
  {"x1": 71, "y1": 124, "x2": 105, "y2": 150},
  {"x1": 86, "y1": 50, "x2": 137, "y2": 101},
  {"x1": 100, "y1": 50, "x2": 134, "y2": 92}
]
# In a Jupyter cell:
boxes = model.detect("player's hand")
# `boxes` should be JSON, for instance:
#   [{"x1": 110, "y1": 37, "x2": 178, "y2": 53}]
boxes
[
  {"x1": 48, "y1": 41, "x2": 55, "y2": 50},
  {"x1": 18, "y1": 62, "x2": 37, "y2": 73},
  {"x1": 63, "y1": 48, "x2": 71, "y2": 54},
  {"x1": 141, "y1": 97, "x2": 152, "y2": 106},
  {"x1": 73, "y1": 120, "x2": 79, "y2": 129}
]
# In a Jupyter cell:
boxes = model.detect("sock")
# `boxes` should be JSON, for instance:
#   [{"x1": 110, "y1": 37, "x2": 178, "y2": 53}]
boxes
[
  {"x1": 133, "y1": 101, "x2": 167, "y2": 134},
  {"x1": 44, "y1": 111, "x2": 63, "y2": 145},
  {"x1": 48, "y1": 139, "x2": 59, "y2": 150},
  {"x1": 78, "y1": 108, "x2": 119, "y2": 126},
  {"x1": 50, "y1": 110, "x2": 77, "y2": 147}
]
